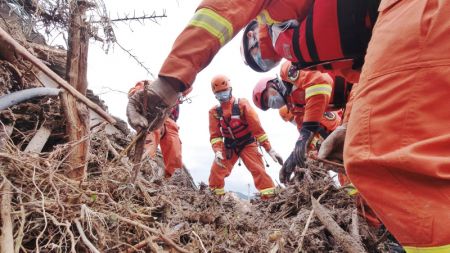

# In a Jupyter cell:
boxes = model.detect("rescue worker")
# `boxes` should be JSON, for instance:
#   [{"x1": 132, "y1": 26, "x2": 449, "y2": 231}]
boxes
[
  {"x1": 126, "y1": 0, "x2": 450, "y2": 251},
  {"x1": 128, "y1": 81, "x2": 186, "y2": 178},
  {"x1": 252, "y1": 61, "x2": 351, "y2": 183},
  {"x1": 279, "y1": 105, "x2": 382, "y2": 230},
  {"x1": 318, "y1": 1, "x2": 450, "y2": 252},
  {"x1": 208, "y1": 74, "x2": 282, "y2": 198}
]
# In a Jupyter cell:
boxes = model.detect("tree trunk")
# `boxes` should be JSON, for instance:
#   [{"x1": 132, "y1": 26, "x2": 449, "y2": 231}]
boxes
[{"x1": 62, "y1": 0, "x2": 90, "y2": 181}]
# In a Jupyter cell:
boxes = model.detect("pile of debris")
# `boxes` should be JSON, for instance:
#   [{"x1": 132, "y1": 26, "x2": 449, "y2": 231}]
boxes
[{"x1": 0, "y1": 129, "x2": 391, "y2": 252}]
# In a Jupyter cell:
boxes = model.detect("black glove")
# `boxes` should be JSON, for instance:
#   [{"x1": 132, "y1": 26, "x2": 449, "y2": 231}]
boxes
[
  {"x1": 292, "y1": 123, "x2": 317, "y2": 168},
  {"x1": 279, "y1": 153, "x2": 296, "y2": 184}
]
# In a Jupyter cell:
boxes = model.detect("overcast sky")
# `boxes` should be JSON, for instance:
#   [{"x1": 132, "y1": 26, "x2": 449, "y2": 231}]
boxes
[{"x1": 86, "y1": 0, "x2": 299, "y2": 195}]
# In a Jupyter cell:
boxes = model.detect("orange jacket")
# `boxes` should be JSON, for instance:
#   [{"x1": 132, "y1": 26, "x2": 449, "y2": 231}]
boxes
[
  {"x1": 209, "y1": 97, "x2": 272, "y2": 153},
  {"x1": 159, "y1": 0, "x2": 314, "y2": 89},
  {"x1": 280, "y1": 67, "x2": 334, "y2": 124}
]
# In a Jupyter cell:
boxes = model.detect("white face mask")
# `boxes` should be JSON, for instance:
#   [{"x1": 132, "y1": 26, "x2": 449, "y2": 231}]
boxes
[
  {"x1": 268, "y1": 93, "x2": 285, "y2": 109},
  {"x1": 215, "y1": 89, "x2": 231, "y2": 103}
]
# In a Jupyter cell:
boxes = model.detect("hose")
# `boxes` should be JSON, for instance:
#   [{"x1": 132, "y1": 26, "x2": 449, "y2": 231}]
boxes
[{"x1": 0, "y1": 87, "x2": 61, "y2": 110}]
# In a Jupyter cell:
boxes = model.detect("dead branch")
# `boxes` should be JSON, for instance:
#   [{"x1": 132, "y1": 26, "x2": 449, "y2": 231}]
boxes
[
  {"x1": 14, "y1": 197, "x2": 26, "y2": 253},
  {"x1": 115, "y1": 41, "x2": 155, "y2": 78},
  {"x1": 1, "y1": 179, "x2": 14, "y2": 253},
  {"x1": 101, "y1": 11, "x2": 167, "y2": 23},
  {"x1": 108, "y1": 213, "x2": 189, "y2": 253},
  {"x1": 121, "y1": 237, "x2": 158, "y2": 253},
  {"x1": 75, "y1": 219, "x2": 101, "y2": 253},
  {"x1": 351, "y1": 208, "x2": 361, "y2": 242},
  {"x1": 311, "y1": 196, "x2": 366, "y2": 253},
  {"x1": 192, "y1": 230, "x2": 208, "y2": 253}
]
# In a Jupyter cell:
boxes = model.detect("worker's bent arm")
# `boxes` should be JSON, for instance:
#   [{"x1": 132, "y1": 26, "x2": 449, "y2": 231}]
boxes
[{"x1": 159, "y1": 1, "x2": 267, "y2": 91}]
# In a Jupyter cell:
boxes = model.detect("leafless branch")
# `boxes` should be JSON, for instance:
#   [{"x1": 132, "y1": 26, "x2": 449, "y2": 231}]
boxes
[
  {"x1": 92, "y1": 10, "x2": 167, "y2": 24},
  {"x1": 115, "y1": 40, "x2": 155, "y2": 79}
]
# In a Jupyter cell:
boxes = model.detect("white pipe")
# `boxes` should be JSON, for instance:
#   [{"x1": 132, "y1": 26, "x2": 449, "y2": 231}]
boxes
[{"x1": 0, "y1": 87, "x2": 61, "y2": 110}]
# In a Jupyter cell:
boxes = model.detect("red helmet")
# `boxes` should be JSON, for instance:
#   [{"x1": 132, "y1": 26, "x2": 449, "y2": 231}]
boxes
[
  {"x1": 211, "y1": 74, "x2": 231, "y2": 93},
  {"x1": 241, "y1": 20, "x2": 282, "y2": 72},
  {"x1": 253, "y1": 77, "x2": 275, "y2": 111}
]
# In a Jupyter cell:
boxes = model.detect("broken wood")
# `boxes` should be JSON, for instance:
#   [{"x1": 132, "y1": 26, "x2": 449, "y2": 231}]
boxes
[
  {"x1": 60, "y1": 91, "x2": 90, "y2": 180},
  {"x1": 24, "y1": 126, "x2": 51, "y2": 153},
  {"x1": 0, "y1": 26, "x2": 115, "y2": 124},
  {"x1": 311, "y1": 196, "x2": 367, "y2": 253},
  {"x1": 351, "y1": 208, "x2": 361, "y2": 242},
  {"x1": 1, "y1": 179, "x2": 14, "y2": 253},
  {"x1": 61, "y1": 0, "x2": 90, "y2": 180}
]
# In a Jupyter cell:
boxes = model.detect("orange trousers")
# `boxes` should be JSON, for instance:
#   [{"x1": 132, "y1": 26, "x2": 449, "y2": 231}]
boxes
[
  {"x1": 209, "y1": 142, "x2": 275, "y2": 196},
  {"x1": 144, "y1": 118, "x2": 182, "y2": 177},
  {"x1": 345, "y1": 0, "x2": 450, "y2": 252}
]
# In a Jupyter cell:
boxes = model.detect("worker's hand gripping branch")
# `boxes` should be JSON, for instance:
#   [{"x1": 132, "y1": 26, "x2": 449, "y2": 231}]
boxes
[
  {"x1": 318, "y1": 123, "x2": 347, "y2": 162},
  {"x1": 126, "y1": 77, "x2": 181, "y2": 131}
]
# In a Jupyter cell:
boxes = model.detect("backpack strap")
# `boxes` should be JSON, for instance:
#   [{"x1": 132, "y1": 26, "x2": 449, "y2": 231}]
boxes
[
  {"x1": 231, "y1": 98, "x2": 241, "y2": 119},
  {"x1": 215, "y1": 106, "x2": 223, "y2": 119},
  {"x1": 231, "y1": 98, "x2": 240, "y2": 119}
]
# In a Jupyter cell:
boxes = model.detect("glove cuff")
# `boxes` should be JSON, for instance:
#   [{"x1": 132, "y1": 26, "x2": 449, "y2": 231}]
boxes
[{"x1": 301, "y1": 121, "x2": 321, "y2": 132}]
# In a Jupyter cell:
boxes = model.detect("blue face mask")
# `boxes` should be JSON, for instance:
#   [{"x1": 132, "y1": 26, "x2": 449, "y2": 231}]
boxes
[
  {"x1": 267, "y1": 93, "x2": 285, "y2": 109},
  {"x1": 215, "y1": 90, "x2": 231, "y2": 103}
]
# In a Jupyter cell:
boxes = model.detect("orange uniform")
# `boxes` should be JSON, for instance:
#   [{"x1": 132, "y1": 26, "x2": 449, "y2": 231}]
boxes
[
  {"x1": 209, "y1": 97, "x2": 275, "y2": 196},
  {"x1": 345, "y1": 0, "x2": 450, "y2": 252},
  {"x1": 279, "y1": 64, "x2": 344, "y2": 133},
  {"x1": 159, "y1": 0, "x2": 314, "y2": 90},
  {"x1": 129, "y1": 82, "x2": 183, "y2": 178}
]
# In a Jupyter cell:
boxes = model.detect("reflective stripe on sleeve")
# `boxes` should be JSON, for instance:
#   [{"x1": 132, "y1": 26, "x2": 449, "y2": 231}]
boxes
[
  {"x1": 210, "y1": 137, "x2": 223, "y2": 145},
  {"x1": 305, "y1": 84, "x2": 332, "y2": 99},
  {"x1": 404, "y1": 244, "x2": 450, "y2": 253},
  {"x1": 260, "y1": 187, "x2": 275, "y2": 196},
  {"x1": 256, "y1": 10, "x2": 279, "y2": 25},
  {"x1": 188, "y1": 8, "x2": 233, "y2": 46},
  {"x1": 257, "y1": 134, "x2": 268, "y2": 143}
]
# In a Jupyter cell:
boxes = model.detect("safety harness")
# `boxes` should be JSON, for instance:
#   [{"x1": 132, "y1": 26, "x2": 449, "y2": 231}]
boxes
[{"x1": 216, "y1": 99, "x2": 255, "y2": 157}]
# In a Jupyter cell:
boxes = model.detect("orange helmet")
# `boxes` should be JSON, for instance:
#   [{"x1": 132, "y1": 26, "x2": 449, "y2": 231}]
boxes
[{"x1": 211, "y1": 74, "x2": 231, "y2": 93}]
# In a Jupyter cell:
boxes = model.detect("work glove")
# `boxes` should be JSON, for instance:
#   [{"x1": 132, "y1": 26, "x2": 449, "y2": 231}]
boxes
[
  {"x1": 127, "y1": 90, "x2": 148, "y2": 131},
  {"x1": 126, "y1": 77, "x2": 181, "y2": 131},
  {"x1": 318, "y1": 123, "x2": 347, "y2": 161},
  {"x1": 214, "y1": 151, "x2": 225, "y2": 168},
  {"x1": 268, "y1": 149, "x2": 283, "y2": 165},
  {"x1": 292, "y1": 127, "x2": 315, "y2": 168},
  {"x1": 279, "y1": 153, "x2": 296, "y2": 184}
]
